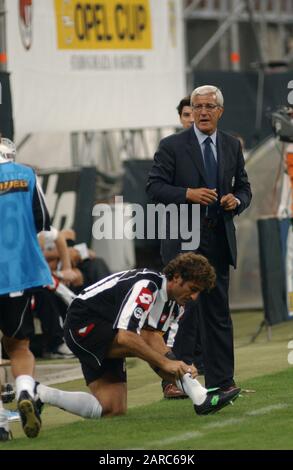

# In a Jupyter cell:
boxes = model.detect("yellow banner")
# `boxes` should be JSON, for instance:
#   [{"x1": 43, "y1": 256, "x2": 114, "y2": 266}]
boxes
[{"x1": 55, "y1": 0, "x2": 152, "y2": 50}]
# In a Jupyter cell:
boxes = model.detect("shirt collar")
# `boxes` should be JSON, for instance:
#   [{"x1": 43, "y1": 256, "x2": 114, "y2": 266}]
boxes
[{"x1": 193, "y1": 125, "x2": 217, "y2": 147}]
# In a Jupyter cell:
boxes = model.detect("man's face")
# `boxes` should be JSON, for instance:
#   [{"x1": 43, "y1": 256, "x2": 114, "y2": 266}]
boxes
[
  {"x1": 192, "y1": 92, "x2": 223, "y2": 135},
  {"x1": 168, "y1": 275, "x2": 201, "y2": 306},
  {"x1": 180, "y1": 105, "x2": 194, "y2": 129}
]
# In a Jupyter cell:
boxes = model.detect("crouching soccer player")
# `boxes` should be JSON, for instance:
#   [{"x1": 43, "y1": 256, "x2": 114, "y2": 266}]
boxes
[{"x1": 35, "y1": 253, "x2": 240, "y2": 419}]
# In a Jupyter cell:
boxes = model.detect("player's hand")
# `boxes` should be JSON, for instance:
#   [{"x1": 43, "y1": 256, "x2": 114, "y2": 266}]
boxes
[
  {"x1": 163, "y1": 360, "x2": 194, "y2": 379},
  {"x1": 186, "y1": 188, "x2": 218, "y2": 205},
  {"x1": 186, "y1": 364, "x2": 198, "y2": 378}
]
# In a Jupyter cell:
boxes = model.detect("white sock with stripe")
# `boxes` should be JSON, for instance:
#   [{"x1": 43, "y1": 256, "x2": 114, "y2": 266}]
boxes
[
  {"x1": 176, "y1": 374, "x2": 207, "y2": 405},
  {"x1": 37, "y1": 384, "x2": 102, "y2": 419},
  {"x1": 15, "y1": 375, "x2": 35, "y2": 400}
]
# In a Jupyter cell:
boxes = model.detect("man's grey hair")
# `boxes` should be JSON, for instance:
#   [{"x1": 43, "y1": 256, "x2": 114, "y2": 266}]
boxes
[{"x1": 191, "y1": 85, "x2": 224, "y2": 107}]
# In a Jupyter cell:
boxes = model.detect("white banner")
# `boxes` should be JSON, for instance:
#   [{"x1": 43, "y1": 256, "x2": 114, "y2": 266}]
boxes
[{"x1": 6, "y1": 0, "x2": 185, "y2": 137}]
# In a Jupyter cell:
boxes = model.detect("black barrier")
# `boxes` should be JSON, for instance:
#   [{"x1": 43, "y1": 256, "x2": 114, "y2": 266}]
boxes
[
  {"x1": 122, "y1": 159, "x2": 161, "y2": 269},
  {"x1": 39, "y1": 167, "x2": 97, "y2": 246},
  {"x1": 123, "y1": 159, "x2": 159, "y2": 249},
  {"x1": 0, "y1": 71, "x2": 14, "y2": 140},
  {"x1": 257, "y1": 217, "x2": 291, "y2": 325},
  {"x1": 193, "y1": 71, "x2": 291, "y2": 148}
]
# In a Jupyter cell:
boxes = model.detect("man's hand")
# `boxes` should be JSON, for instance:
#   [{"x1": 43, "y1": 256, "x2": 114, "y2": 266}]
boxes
[
  {"x1": 186, "y1": 188, "x2": 218, "y2": 205},
  {"x1": 162, "y1": 359, "x2": 197, "y2": 379},
  {"x1": 220, "y1": 193, "x2": 239, "y2": 211}
]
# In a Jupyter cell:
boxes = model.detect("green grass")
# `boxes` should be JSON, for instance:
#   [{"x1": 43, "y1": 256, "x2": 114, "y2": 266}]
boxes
[
  {"x1": 2, "y1": 369, "x2": 293, "y2": 450},
  {"x1": 1, "y1": 312, "x2": 293, "y2": 450}
]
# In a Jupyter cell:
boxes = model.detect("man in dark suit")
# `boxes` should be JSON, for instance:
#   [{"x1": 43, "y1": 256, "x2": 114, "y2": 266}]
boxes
[{"x1": 146, "y1": 85, "x2": 252, "y2": 390}]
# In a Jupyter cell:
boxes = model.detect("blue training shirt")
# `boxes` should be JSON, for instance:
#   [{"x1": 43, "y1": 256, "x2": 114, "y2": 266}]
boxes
[{"x1": 0, "y1": 161, "x2": 52, "y2": 295}]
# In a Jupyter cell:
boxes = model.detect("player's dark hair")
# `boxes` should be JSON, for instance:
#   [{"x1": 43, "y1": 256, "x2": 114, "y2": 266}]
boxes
[{"x1": 163, "y1": 252, "x2": 216, "y2": 292}]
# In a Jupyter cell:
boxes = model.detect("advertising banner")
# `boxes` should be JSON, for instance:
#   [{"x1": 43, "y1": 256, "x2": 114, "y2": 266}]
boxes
[{"x1": 6, "y1": 0, "x2": 185, "y2": 137}]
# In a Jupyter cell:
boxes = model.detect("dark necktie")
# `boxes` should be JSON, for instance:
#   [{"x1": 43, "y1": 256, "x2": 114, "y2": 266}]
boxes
[
  {"x1": 203, "y1": 136, "x2": 218, "y2": 217},
  {"x1": 203, "y1": 136, "x2": 218, "y2": 189}
]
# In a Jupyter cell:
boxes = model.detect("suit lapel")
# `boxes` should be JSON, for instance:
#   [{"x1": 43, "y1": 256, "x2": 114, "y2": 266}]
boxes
[{"x1": 186, "y1": 127, "x2": 207, "y2": 184}]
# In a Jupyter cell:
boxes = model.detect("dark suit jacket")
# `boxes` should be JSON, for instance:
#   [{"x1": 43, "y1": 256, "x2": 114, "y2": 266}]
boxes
[{"x1": 146, "y1": 126, "x2": 252, "y2": 268}]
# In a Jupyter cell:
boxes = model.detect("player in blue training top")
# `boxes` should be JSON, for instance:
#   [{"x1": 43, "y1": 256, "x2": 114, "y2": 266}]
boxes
[{"x1": 0, "y1": 138, "x2": 52, "y2": 440}]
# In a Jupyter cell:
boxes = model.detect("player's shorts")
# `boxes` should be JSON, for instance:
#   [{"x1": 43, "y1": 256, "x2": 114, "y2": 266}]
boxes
[
  {"x1": 0, "y1": 292, "x2": 33, "y2": 339},
  {"x1": 64, "y1": 300, "x2": 127, "y2": 386}
]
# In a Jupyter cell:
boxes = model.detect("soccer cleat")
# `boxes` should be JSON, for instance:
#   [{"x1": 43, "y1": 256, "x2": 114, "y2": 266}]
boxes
[
  {"x1": 17, "y1": 391, "x2": 41, "y2": 438},
  {"x1": 219, "y1": 384, "x2": 239, "y2": 393},
  {"x1": 1, "y1": 383, "x2": 15, "y2": 404},
  {"x1": 0, "y1": 408, "x2": 12, "y2": 441},
  {"x1": 194, "y1": 387, "x2": 241, "y2": 415},
  {"x1": 0, "y1": 427, "x2": 12, "y2": 441},
  {"x1": 43, "y1": 342, "x2": 74, "y2": 359},
  {"x1": 34, "y1": 382, "x2": 44, "y2": 416}
]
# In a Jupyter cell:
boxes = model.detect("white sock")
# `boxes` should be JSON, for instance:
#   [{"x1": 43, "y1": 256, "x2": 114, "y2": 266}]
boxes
[
  {"x1": 15, "y1": 375, "x2": 35, "y2": 400},
  {"x1": 0, "y1": 401, "x2": 9, "y2": 432},
  {"x1": 37, "y1": 384, "x2": 102, "y2": 419},
  {"x1": 176, "y1": 374, "x2": 207, "y2": 405}
]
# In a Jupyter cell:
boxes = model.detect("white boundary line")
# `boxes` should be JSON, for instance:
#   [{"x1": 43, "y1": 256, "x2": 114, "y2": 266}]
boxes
[{"x1": 129, "y1": 403, "x2": 289, "y2": 450}]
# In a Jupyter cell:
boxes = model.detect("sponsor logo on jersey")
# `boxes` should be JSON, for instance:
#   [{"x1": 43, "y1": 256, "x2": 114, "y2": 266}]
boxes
[
  {"x1": 135, "y1": 287, "x2": 153, "y2": 309},
  {"x1": 0, "y1": 179, "x2": 28, "y2": 195}
]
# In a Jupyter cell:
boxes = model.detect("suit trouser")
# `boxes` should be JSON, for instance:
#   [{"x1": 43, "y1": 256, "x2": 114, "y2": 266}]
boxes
[
  {"x1": 172, "y1": 300, "x2": 202, "y2": 365},
  {"x1": 198, "y1": 265, "x2": 234, "y2": 389},
  {"x1": 197, "y1": 219, "x2": 234, "y2": 389}
]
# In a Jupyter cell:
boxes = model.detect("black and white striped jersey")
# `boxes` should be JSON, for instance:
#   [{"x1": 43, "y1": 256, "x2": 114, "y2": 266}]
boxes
[{"x1": 70, "y1": 268, "x2": 181, "y2": 335}]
